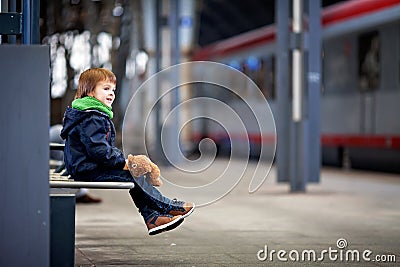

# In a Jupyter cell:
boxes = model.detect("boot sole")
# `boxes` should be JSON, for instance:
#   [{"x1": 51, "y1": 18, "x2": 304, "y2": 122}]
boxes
[
  {"x1": 182, "y1": 203, "x2": 195, "y2": 219},
  {"x1": 148, "y1": 216, "x2": 184, "y2": 236}
]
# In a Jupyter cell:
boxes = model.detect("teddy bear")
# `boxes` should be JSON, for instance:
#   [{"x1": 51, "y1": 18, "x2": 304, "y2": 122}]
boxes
[{"x1": 127, "y1": 154, "x2": 163, "y2": 187}]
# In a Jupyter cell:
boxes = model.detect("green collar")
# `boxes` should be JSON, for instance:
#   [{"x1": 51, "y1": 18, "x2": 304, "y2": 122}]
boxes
[{"x1": 72, "y1": 96, "x2": 113, "y2": 119}]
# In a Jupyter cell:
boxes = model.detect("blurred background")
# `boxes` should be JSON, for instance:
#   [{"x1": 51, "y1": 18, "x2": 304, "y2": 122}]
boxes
[
  {"x1": 31, "y1": 0, "x2": 343, "y2": 128},
  {"x1": 1, "y1": 0, "x2": 399, "y2": 174}
]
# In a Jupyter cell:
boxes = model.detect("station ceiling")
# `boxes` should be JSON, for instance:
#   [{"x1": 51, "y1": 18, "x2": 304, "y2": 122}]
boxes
[{"x1": 197, "y1": 0, "x2": 348, "y2": 47}]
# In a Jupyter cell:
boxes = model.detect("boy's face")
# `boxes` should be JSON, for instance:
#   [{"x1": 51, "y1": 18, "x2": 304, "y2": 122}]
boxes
[{"x1": 88, "y1": 80, "x2": 116, "y2": 107}]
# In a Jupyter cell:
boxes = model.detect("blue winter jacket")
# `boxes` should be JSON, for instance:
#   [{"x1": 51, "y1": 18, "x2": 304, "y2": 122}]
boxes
[{"x1": 60, "y1": 107, "x2": 126, "y2": 181}]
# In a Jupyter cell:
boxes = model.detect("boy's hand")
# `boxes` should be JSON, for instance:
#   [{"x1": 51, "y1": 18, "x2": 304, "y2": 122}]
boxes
[{"x1": 123, "y1": 159, "x2": 129, "y2": 170}]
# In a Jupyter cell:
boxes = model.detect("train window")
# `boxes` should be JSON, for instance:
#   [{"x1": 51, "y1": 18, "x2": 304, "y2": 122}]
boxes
[
  {"x1": 228, "y1": 60, "x2": 241, "y2": 71},
  {"x1": 241, "y1": 56, "x2": 275, "y2": 100},
  {"x1": 244, "y1": 57, "x2": 262, "y2": 95},
  {"x1": 358, "y1": 31, "x2": 380, "y2": 91},
  {"x1": 246, "y1": 56, "x2": 260, "y2": 71},
  {"x1": 263, "y1": 56, "x2": 276, "y2": 100},
  {"x1": 323, "y1": 38, "x2": 353, "y2": 94}
]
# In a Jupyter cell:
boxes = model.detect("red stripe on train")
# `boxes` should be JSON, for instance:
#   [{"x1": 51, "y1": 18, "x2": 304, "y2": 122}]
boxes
[
  {"x1": 321, "y1": 134, "x2": 400, "y2": 149},
  {"x1": 191, "y1": 132, "x2": 400, "y2": 149},
  {"x1": 192, "y1": 26, "x2": 275, "y2": 61},
  {"x1": 322, "y1": 0, "x2": 400, "y2": 25}
]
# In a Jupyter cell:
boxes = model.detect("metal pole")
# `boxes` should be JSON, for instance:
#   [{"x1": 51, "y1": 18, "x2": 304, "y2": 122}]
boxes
[
  {"x1": 32, "y1": 0, "x2": 40, "y2": 44},
  {"x1": 22, "y1": 0, "x2": 40, "y2": 44},
  {"x1": 154, "y1": 0, "x2": 165, "y2": 164},
  {"x1": 170, "y1": 0, "x2": 179, "y2": 66},
  {"x1": 0, "y1": 0, "x2": 7, "y2": 11},
  {"x1": 22, "y1": 0, "x2": 31, "y2": 44},
  {"x1": 307, "y1": 0, "x2": 321, "y2": 183},
  {"x1": 275, "y1": 0, "x2": 290, "y2": 183},
  {"x1": 168, "y1": 0, "x2": 180, "y2": 164},
  {"x1": 0, "y1": 0, "x2": 5, "y2": 44},
  {"x1": 292, "y1": 0, "x2": 303, "y2": 122},
  {"x1": 290, "y1": 0, "x2": 307, "y2": 192}
]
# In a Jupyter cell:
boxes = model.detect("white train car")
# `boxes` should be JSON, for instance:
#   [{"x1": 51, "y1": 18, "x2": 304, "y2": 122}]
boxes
[{"x1": 191, "y1": 0, "x2": 400, "y2": 172}]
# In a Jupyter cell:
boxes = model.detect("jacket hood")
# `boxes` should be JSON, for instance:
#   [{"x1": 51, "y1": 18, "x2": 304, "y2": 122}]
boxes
[
  {"x1": 60, "y1": 107, "x2": 108, "y2": 139},
  {"x1": 72, "y1": 96, "x2": 113, "y2": 119}
]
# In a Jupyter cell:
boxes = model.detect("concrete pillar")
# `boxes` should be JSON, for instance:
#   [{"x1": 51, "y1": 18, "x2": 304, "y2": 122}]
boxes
[{"x1": 0, "y1": 45, "x2": 50, "y2": 267}]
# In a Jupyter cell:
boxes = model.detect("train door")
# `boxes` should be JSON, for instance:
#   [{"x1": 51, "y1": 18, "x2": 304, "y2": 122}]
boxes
[{"x1": 358, "y1": 31, "x2": 380, "y2": 134}]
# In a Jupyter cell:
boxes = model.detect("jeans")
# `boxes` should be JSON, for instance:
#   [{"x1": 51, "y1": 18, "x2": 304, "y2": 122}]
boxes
[{"x1": 90, "y1": 169, "x2": 173, "y2": 222}]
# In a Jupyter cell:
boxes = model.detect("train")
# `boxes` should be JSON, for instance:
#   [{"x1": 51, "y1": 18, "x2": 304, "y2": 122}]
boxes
[{"x1": 189, "y1": 0, "x2": 400, "y2": 173}]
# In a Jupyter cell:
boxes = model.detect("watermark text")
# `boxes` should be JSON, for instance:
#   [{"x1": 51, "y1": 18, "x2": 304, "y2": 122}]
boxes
[{"x1": 257, "y1": 238, "x2": 397, "y2": 263}]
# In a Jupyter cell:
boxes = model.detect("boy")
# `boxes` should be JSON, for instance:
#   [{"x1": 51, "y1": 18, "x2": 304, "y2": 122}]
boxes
[{"x1": 60, "y1": 68, "x2": 194, "y2": 235}]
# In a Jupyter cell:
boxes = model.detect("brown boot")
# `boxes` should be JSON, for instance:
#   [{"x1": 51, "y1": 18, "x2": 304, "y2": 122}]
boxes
[
  {"x1": 167, "y1": 198, "x2": 195, "y2": 219},
  {"x1": 76, "y1": 194, "x2": 102, "y2": 204},
  {"x1": 146, "y1": 212, "x2": 184, "y2": 236}
]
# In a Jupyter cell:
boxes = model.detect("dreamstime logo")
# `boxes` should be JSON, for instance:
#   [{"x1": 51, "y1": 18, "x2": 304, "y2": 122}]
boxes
[
  {"x1": 122, "y1": 61, "x2": 276, "y2": 207},
  {"x1": 257, "y1": 238, "x2": 397, "y2": 263}
]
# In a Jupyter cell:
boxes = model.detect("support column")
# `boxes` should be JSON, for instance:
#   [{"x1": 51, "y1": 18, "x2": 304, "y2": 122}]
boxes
[
  {"x1": 22, "y1": 0, "x2": 40, "y2": 44},
  {"x1": 275, "y1": 0, "x2": 321, "y2": 191},
  {"x1": 307, "y1": 0, "x2": 321, "y2": 183},
  {"x1": 275, "y1": 0, "x2": 291, "y2": 183},
  {"x1": 0, "y1": 0, "x2": 5, "y2": 43},
  {"x1": 290, "y1": 0, "x2": 307, "y2": 192},
  {"x1": 154, "y1": 0, "x2": 165, "y2": 163},
  {"x1": 164, "y1": 0, "x2": 181, "y2": 165},
  {"x1": 0, "y1": 45, "x2": 50, "y2": 267}
]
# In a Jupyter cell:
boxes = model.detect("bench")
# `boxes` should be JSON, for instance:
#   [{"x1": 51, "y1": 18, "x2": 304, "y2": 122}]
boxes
[
  {"x1": 49, "y1": 143, "x2": 134, "y2": 267},
  {"x1": 49, "y1": 143, "x2": 135, "y2": 189}
]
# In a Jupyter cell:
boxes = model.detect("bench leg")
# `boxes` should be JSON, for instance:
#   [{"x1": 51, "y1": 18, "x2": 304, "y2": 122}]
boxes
[{"x1": 50, "y1": 194, "x2": 76, "y2": 267}]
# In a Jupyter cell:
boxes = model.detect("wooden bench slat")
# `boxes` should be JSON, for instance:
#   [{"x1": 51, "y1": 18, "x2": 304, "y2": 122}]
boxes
[
  {"x1": 50, "y1": 181, "x2": 135, "y2": 189},
  {"x1": 50, "y1": 143, "x2": 65, "y2": 151}
]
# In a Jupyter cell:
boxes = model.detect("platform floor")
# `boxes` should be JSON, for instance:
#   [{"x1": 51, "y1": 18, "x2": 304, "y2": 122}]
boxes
[{"x1": 75, "y1": 159, "x2": 400, "y2": 266}]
